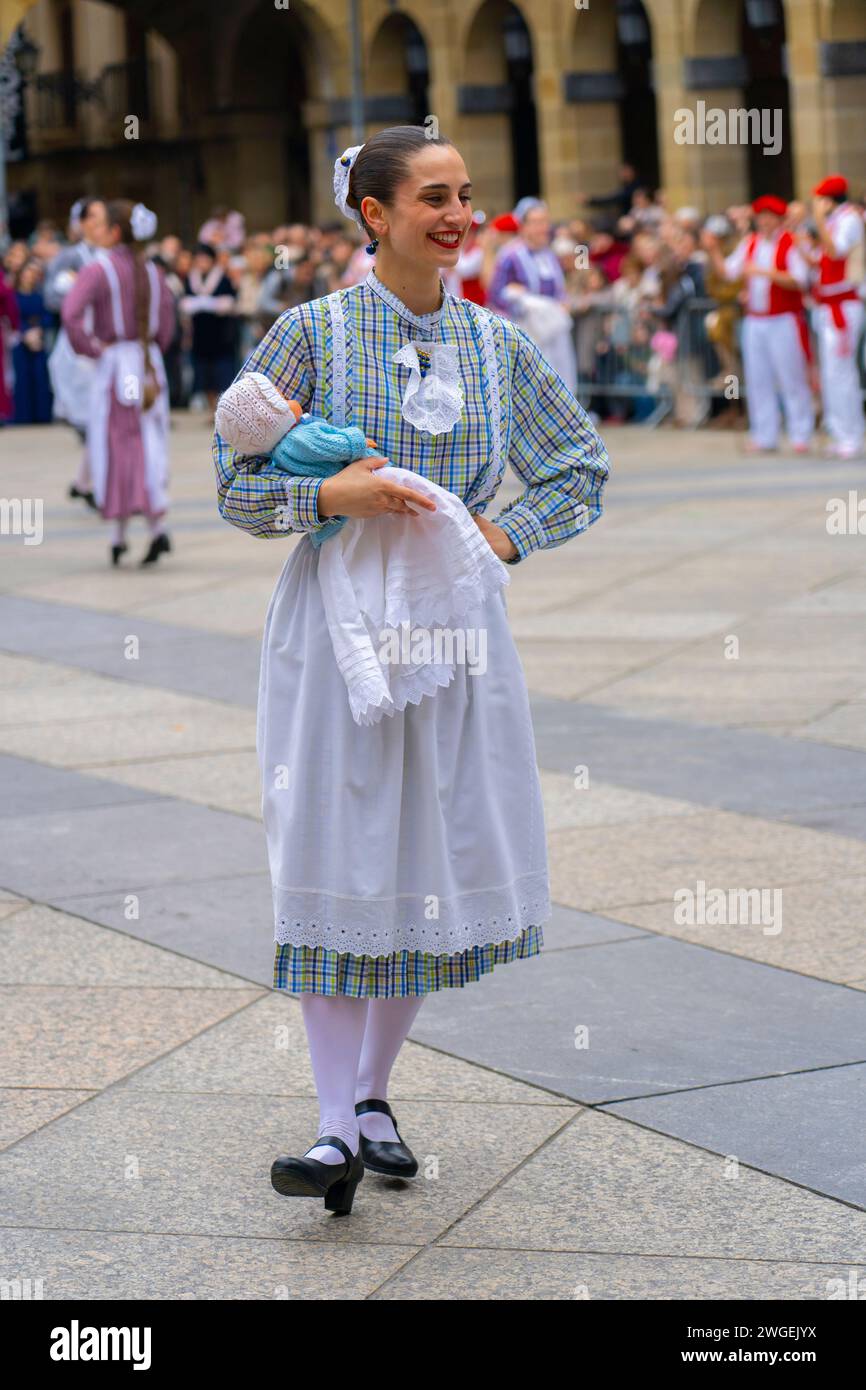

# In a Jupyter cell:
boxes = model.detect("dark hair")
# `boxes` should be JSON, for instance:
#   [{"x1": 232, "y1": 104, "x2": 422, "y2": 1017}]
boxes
[
  {"x1": 80, "y1": 198, "x2": 105, "y2": 219},
  {"x1": 105, "y1": 199, "x2": 157, "y2": 403},
  {"x1": 194, "y1": 241, "x2": 217, "y2": 259},
  {"x1": 346, "y1": 125, "x2": 454, "y2": 239}
]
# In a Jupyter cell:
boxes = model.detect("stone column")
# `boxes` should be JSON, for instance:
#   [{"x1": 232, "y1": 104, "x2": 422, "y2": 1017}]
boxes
[
  {"x1": 645, "y1": 0, "x2": 694, "y2": 209},
  {"x1": 786, "y1": 0, "x2": 826, "y2": 194}
]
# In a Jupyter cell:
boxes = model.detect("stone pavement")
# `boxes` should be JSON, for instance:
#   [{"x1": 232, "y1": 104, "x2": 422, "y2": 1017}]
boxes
[{"x1": 1, "y1": 413, "x2": 865, "y2": 1300}]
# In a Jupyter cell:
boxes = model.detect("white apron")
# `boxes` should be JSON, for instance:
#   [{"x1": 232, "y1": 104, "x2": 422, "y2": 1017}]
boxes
[
  {"x1": 257, "y1": 300, "x2": 551, "y2": 959},
  {"x1": 88, "y1": 257, "x2": 170, "y2": 513},
  {"x1": 511, "y1": 244, "x2": 577, "y2": 392},
  {"x1": 48, "y1": 247, "x2": 100, "y2": 430}
]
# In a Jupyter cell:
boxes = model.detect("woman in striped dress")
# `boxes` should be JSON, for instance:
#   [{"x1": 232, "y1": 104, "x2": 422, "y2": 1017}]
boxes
[{"x1": 212, "y1": 126, "x2": 609, "y2": 1215}]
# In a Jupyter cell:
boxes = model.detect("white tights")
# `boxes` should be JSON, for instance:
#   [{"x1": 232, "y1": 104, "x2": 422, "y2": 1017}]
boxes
[
  {"x1": 109, "y1": 514, "x2": 167, "y2": 546},
  {"x1": 301, "y1": 994, "x2": 426, "y2": 1163}
]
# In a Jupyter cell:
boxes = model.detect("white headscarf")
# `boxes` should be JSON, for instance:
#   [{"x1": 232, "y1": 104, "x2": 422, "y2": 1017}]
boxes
[
  {"x1": 333, "y1": 145, "x2": 366, "y2": 231},
  {"x1": 130, "y1": 202, "x2": 158, "y2": 241}
]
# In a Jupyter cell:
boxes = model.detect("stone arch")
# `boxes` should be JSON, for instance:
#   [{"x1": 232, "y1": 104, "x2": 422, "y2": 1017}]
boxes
[
  {"x1": 221, "y1": 0, "x2": 341, "y2": 226},
  {"x1": 682, "y1": 0, "x2": 794, "y2": 206},
  {"x1": 457, "y1": 0, "x2": 539, "y2": 211},
  {"x1": 818, "y1": 0, "x2": 866, "y2": 176},
  {"x1": 366, "y1": 11, "x2": 431, "y2": 131}
]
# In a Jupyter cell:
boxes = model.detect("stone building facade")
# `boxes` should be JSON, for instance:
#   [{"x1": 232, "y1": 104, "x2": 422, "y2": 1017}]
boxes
[{"x1": 3, "y1": 0, "x2": 865, "y2": 238}]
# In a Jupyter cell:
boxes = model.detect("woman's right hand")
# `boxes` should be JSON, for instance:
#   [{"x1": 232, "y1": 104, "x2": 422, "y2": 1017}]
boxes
[{"x1": 317, "y1": 453, "x2": 437, "y2": 519}]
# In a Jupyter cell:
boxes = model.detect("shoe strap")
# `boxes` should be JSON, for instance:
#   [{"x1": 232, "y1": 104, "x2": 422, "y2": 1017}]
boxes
[
  {"x1": 305, "y1": 1134, "x2": 353, "y2": 1164},
  {"x1": 355, "y1": 1098, "x2": 394, "y2": 1120}
]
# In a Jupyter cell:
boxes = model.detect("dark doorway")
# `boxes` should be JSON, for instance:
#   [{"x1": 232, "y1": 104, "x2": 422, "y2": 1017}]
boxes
[
  {"x1": 617, "y1": 0, "x2": 659, "y2": 191},
  {"x1": 741, "y1": 0, "x2": 794, "y2": 199},
  {"x1": 401, "y1": 15, "x2": 430, "y2": 125},
  {"x1": 503, "y1": 6, "x2": 539, "y2": 202}
]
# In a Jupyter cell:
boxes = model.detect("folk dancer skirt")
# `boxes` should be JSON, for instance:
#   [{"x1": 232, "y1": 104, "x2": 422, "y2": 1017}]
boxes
[{"x1": 260, "y1": 533, "x2": 550, "y2": 997}]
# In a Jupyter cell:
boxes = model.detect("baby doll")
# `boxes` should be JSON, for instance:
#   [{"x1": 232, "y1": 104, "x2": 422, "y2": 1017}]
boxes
[{"x1": 216, "y1": 372, "x2": 510, "y2": 726}]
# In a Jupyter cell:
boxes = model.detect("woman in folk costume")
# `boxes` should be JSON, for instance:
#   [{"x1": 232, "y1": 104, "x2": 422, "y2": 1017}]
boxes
[
  {"x1": 703, "y1": 195, "x2": 813, "y2": 455},
  {"x1": 63, "y1": 200, "x2": 175, "y2": 566},
  {"x1": 212, "y1": 125, "x2": 609, "y2": 1216},
  {"x1": 181, "y1": 242, "x2": 239, "y2": 414},
  {"x1": 0, "y1": 267, "x2": 19, "y2": 424},
  {"x1": 810, "y1": 175, "x2": 866, "y2": 460},
  {"x1": 45, "y1": 198, "x2": 110, "y2": 507},
  {"x1": 486, "y1": 196, "x2": 578, "y2": 392}
]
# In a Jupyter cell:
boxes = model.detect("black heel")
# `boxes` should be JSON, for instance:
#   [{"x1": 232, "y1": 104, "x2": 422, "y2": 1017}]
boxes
[
  {"x1": 355, "y1": 1098, "x2": 418, "y2": 1178},
  {"x1": 140, "y1": 532, "x2": 171, "y2": 566},
  {"x1": 323, "y1": 1149, "x2": 364, "y2": 1214},
  {"x1": 110, "y1": 543, "x2": 128, "y2": 566},
  {"x1": 271, "y1": 1134, "x2": 364, "y2": 1215}
]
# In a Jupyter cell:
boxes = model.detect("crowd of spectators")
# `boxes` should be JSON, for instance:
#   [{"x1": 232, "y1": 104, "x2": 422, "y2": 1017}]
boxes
[{"x1": 2, "y1": 172, "x2": 865, "y2": 430}]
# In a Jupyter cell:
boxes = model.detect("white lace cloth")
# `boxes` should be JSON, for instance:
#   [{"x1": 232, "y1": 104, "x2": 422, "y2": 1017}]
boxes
[
  {"x1": 317, "y1": 467, "x2": 510, "y2": 725},
  {"x1": 391, "y1": 341, "x2": 464, "y2": 434}
]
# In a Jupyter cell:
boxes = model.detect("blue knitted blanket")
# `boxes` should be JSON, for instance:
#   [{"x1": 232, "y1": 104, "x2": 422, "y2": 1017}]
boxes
[{"x1": 270, "y1": 416, "x2": 386, "y2": 547}]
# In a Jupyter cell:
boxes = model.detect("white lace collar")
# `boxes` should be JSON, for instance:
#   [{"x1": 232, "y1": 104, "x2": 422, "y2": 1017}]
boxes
[{"x1": 365, "y1": 268, "x2": 449, "y2": 332}]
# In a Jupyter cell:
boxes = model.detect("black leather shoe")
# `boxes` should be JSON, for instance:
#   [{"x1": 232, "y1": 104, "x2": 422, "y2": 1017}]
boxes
[
  {"x1": 140, "y1": 532, "x2": 171, "y2": 566},
  {"x1": 355, "y1": 1099, "x2": 418, "y2": 1178},
  {"x1": 69, "y1": 484, "x2": 97, "y2": 510},
  {"x1": 110, "y1": 543, "x2": 128, "y2": 566},
  {"x1": 270, "y1": 1135, "x2": 364, "y2": 1214}
]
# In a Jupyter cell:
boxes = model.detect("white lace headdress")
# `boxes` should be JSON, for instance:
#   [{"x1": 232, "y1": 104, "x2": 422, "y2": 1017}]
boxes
[
  {"x1": 333, "y1": 145, "x2": 366, "y2": 231},
  {"x1": 130, "y1": 202, "x2": 158, "y2": 242}
]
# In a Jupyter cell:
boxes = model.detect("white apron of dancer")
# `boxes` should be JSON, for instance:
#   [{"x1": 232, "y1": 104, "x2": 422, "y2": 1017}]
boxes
[
  {"x1": 88, "y1": 257, "x2": 170, "y2": 512},
  {"x1": 510, "y1": 244, "x2": 577, "y2": 391},
  {"x1": 47, "y1": 247, "x2": 101, "y2": 430}
]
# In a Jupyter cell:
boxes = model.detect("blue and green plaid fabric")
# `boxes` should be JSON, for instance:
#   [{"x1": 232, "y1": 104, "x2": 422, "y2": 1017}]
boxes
[
  {"x1": 212, "y1": 269, "x2": 609, "y2": 562},
  {"x1": 273, "y1": 924, "x2": 544, "y2": 998}
]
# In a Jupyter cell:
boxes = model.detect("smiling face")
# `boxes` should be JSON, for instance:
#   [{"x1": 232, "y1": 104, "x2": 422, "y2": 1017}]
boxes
[{"x1": 360, "y1": 143, "x2": 474, "y2": 269}]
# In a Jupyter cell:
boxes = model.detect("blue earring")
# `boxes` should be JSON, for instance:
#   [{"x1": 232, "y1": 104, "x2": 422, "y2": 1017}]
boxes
[{"x1": 365, "y1": 238, "x2": 379, "y2": 255}]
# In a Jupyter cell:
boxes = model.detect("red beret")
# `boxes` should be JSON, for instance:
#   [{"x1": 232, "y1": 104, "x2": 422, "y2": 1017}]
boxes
[
  {"x1": 491, "y1": 213, "x2": 519, "y2": 233},
  {"x1": 813, "y1": 174, "x2": 848, "y2": 198},
  {"x1": 752, "y1": 195, "x2": 787, "y2": 217}
]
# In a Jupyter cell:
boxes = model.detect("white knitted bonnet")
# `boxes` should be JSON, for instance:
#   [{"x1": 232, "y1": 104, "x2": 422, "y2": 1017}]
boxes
[{"x1": 215, "y1": 372, "x2": 302, "y2": 455}]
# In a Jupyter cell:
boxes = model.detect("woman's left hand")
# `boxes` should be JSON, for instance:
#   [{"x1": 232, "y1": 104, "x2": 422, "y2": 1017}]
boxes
[{"x1": 472, "y1": 513, "x2": 518, "y2": 561}]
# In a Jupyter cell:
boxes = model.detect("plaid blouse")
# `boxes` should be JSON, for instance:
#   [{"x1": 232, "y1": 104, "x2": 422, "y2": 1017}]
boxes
[{"x1": 212, "y1": 268, "x2": 609, "y2": 561}]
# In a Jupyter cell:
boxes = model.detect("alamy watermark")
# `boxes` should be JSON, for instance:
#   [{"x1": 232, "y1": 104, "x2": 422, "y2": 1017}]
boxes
[
  {"x1": 0, "y1": 497, "x2": 43, "y2": 544},
  {"x1": 674, "y1": 880, "x2": 782, "y2": 936},
  {"x1": 377, "y1": 621, "x2": 487, "y2": 674},
  {"x1": 674, "y1": 102, "x2": 782, "y2": 157}
]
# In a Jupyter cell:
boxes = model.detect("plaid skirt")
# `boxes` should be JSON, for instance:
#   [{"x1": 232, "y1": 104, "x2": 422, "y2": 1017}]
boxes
[{"x1": 274, "y1": 922, "x2": 544, "y2": 998}]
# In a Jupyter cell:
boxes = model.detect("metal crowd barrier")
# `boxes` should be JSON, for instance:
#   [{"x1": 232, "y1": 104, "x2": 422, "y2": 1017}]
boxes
[{"x1": 571, "y1": 295, "x2": 866, "y2": 426}]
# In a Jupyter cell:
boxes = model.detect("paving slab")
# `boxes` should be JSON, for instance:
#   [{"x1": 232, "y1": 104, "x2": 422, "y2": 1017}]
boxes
[
  {"x1": 0, "y1": 1089, "x2": 94, "y2": 1150},
  {"x1": 539, "y1": 902, "x2": 650, "y2": 952},
  {"x1": 410, "y1": 934, "x2": 866, "y2": 1104},
  {"x1": 86, "y1": 750, "x2": 262, "y2": 821},
  {"x1": 51, "y1": 875, "x2": 275, "y2": 985},
  {"x1": 604, "y1": 1064, "x2": 866, "y2": 1209},
  {"x1": 530, "y1": 694, "x2": 866, "y2": 832},
  {"x1": 0, "y1": 1227, "x2": 416, "y2": 1300},
  {"x1": 0, "y1": 1089, "x2": 576, "y2": 1247},
  {"x1": 0, "y1": 902, "x2": 257, "y2": 989},
  {"x1": 0, "y1": 753, "x2": 158, "y2": 819},
  {"x1": 0, "y1": 596, "x2": 261, "y2": 706},
  {"x1": 435, "y1": 1109, "x2": 866, "y2": 1262},
  {"x1": 0, "y1": 798, "x2": 268, "y2": 901},
  {"x1": 548, "y1": 810, "x2": 866, "y2": 913},
  {"x1": 371, "y1": 1245, "x2": 866, "y2": 1301},
  {"x1": 1, "y1": 983, "x2": 262, "y2": 1088},
  {"x1": 539, "y1": 771, "x2": 699, "y2": 831},
  {"x1": 120, "y1": 992, "x2": 575, "y2": 1108},
  {"x1": 611, "y1": 877, "x2": 866, "y2": 984}
]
